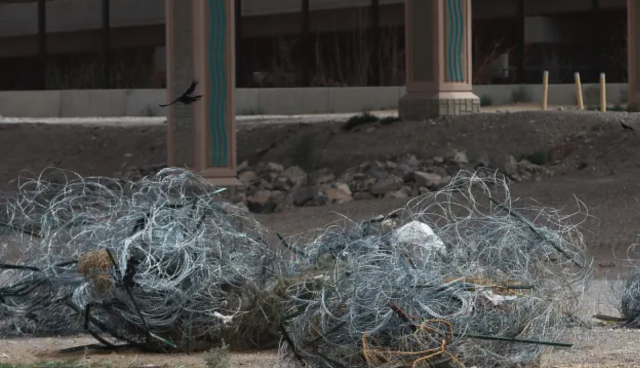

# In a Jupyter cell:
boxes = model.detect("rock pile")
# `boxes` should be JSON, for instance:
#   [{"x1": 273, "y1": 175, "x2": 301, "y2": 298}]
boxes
[
  {"x1": 237, "y1": 151, "x2": 552, "y2": 214},
  {"x1": 115, "y1": 151, "x2": 552, "y2": 214}
]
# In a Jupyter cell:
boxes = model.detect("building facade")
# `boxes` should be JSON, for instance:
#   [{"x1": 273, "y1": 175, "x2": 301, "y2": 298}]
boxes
[{"x1": 0, "y1": 0, "x2": 628, "y2": 90}]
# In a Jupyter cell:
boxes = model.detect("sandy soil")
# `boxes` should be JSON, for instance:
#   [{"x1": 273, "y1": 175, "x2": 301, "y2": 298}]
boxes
[
  {"x1": 3, "y1": 109, "x2": 640, "y2": 367},
  {"x1": 0, "y1": 337, "x2": 277, "y2": 367}
]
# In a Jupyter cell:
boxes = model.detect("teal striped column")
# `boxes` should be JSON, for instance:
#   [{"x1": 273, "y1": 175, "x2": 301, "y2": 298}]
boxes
[
  {"x1": 444, "y1": 0, "x2": 466, "y2": 83},
  {"x1": 207, "y1": 0, "x2": 229, "y2": 168},
  {"x1": 166, "y1": 0, "x2": 237, "y2": 183},
  {"x1": 399, "y1": 0, "x2": 478, "y2": 120}
]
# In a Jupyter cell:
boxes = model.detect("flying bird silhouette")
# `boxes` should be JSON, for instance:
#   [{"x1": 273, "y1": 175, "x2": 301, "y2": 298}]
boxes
[{"x1": 159, "y1": 79, "x2": 202, "y2": 107}]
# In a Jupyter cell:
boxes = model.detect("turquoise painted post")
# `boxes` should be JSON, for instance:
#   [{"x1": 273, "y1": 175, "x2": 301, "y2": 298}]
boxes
[
  {"x1": 444, "y1": 0, "x2": 465, "y2": 83},
  {"x1": 208, "y1": 0, "x2": 229, "y2": 167}
]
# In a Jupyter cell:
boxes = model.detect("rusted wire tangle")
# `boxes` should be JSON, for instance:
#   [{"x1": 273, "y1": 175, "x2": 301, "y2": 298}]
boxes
[{"x1": 362, "y1": 319, "x2": 463, "y2": 368}]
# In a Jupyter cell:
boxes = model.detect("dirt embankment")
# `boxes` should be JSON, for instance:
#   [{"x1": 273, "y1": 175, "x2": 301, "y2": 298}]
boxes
[{"x1": 2, "y1": 110, "x2": 640, "y2": 188}]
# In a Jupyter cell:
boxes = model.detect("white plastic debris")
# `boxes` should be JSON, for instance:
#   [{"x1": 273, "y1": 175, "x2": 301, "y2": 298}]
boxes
[
  {"x1": 481, "y1": 290, "x2": 518, "y2": 306},
  {"x1": 212, "y1": 311, "x2": 234, "y2": 325},
  {"x1": 392, "y1": 220, "x2": 446, "y2": 253}
]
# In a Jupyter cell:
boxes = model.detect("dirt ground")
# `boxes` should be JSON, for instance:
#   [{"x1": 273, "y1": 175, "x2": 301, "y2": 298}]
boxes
[
  {"x1": 3, "y1": 109, "x2": 640, "y2": 367},
  {"x1": 3, "y1": 109, "x2": 640, "y2": 186}
]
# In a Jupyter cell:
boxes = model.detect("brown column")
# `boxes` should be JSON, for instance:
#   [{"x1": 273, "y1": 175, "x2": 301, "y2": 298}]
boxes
[
  {"x1": 166, "y1": 0, "x2": 238, "y2": 185},
  {"x1": 399, "y1": 0, "x2": 479, "y2": 120},
  {"x1": 628, "y1": 0, "x2": 640, "y2": 103}
]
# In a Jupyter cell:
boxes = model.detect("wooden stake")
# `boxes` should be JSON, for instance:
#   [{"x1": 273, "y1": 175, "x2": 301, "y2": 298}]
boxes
[
  {"x1": 600, "y1": 73, "x2": 607, "y2": 112},
  {"x1": 542, "y1": 70, "x2": 549, "y2": 110},
  {"x1": 575, "y1": 72, "x2": 584, "y2": 110}
]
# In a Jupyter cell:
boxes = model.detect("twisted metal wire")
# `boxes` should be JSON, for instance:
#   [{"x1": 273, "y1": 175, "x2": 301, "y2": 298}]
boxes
[
  {"x1": 619, "y1": 266, "x2": 640, "y2": 324},
  {"x1": 278, "y1": 170, "x2": 592, "y2": 368},
  {"x1": 0, "y1": 168, "x2": 285, "y2": 350},
  {"x1": 0, "y1": 168, "x2": 593, "y2": 366}
]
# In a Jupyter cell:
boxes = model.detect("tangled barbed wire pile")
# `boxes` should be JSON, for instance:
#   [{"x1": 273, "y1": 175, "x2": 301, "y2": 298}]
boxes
[
  {"x1": 278, "y1": 171, "x2": 592, "y2": 368},
  {"x1": 0, "y1": 168, "x2": 593, "y2": 366},
  {"x1": 0, "y1": 168, "x2": 286, "y2": 352},
  {"x1": 619, "y1": 266, "x2": 640, "y2": 325}
]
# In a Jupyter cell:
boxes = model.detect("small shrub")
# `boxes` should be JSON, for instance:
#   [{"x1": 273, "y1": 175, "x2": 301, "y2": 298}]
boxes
[
  {"x1": 204, "y1": 340, "x2": 231, "y2": 368},
  {"x1": 341, "y1": 111, "x2": 379, "y2": 131},
  {"x1": 610, "y1": 104, "x2": 625, "y2": 111},
  {"x1": 288, "y1": 132, "x2": 317, "y2": 171},
  {"x1": 524, "y1": 150, "x2": 553, "y2": 165},
  {"x1": 240, "y1": 108, "x2": 264, "y2": 116},
  {"x1": 511, "y1": 85, "x2": 532, "y2": 103},
  {"x1": 479, "y1": 94, "x2": 493, "y2": 107},
  {"x1": 379, "y1": 116, "x2": 401, "y2": 125}
]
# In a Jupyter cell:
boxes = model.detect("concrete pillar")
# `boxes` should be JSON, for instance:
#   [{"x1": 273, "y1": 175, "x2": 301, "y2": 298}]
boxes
[
  {"x1": 628, "y1": 0, "x2": 640, "y2": 103},
  {"x1": 399, "y1": 0, "x2": 479, "y2": 120},
  {"x1": 166, "y1": 0, "x2": 238, "y2": 185}
]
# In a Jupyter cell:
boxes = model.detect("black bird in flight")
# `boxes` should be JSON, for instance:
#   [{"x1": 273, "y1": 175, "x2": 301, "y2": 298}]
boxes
[
  {"x1": 159, "y1": 79, "x2": 202, "y2": 107},
  {"x1": 621, "y1": 120, "x2": 634, "y2": 131}
]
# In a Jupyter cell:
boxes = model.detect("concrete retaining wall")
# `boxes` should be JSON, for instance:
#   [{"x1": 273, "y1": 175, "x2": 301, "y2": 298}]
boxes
[{"x1": 0, "y1": 83, "x2": 629, "y2": 118}]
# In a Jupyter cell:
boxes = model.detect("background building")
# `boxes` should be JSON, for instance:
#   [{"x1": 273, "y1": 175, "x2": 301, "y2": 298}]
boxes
[{"x1": 0, "y1": 0, "x2": 628, "y2": 90}]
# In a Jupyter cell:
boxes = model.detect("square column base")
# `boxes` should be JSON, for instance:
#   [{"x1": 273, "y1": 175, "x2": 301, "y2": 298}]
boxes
[{"x1": 399, "y1": 91, "x2": 480, "y2": 120}]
